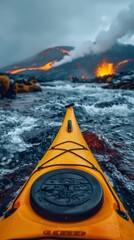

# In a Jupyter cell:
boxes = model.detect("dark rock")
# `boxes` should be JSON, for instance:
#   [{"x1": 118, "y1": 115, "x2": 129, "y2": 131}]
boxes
[
  {"x1": 0, "y1": 74, "x2": 42, "y2": 98},
  {"x1": 83, "y1": 130, "x2": 119, "y2": 156}
]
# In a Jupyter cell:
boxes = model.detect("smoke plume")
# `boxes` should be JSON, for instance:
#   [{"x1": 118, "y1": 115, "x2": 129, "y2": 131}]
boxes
[{"x1": 53, "y1": 2, "x2": 134, "y2": 68}]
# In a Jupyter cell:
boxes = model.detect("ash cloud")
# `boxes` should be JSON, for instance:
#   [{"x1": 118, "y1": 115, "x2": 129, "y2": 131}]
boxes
[{"x1": 53, "y1": 2, "x2": 134, "y2": 68}]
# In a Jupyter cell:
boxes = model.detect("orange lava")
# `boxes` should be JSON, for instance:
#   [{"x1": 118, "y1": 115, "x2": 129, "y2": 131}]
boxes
[
  {"x1": 115, "y1": 59, "x2": 130, "y2": 69},
  {"x1": 95, "y1": 59, "x2": 132, "y2": 77},
  {"x1": 39, "y1": 60, "x2": 57, "y2": 70},
  {"x1": 81, "y1": 75, "x2": 88, "y2": 80},
  {"x1": 96, "y1": 60, "x2": 115, "y2": 77},
  {"x1": 57, "y1": 48, "x2": 71, "y2": 55},
  {"x1": 60, "y1": 49, "x2": 71, "y2": 55},
  {"x1": 8, "y1": 60, "x2": 57, "y2": 74}
]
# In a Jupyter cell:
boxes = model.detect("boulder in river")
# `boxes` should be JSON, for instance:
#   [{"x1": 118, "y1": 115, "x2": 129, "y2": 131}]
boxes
[
  {"x1": 0, "y1": 75, "x2": 10, "y2": 98},
  {"x1": 14, "y1": 79, "x2": 42, "y2": 93},
  {"x1": 0, "y1": 75, "x2": 42, "y2": 98}
]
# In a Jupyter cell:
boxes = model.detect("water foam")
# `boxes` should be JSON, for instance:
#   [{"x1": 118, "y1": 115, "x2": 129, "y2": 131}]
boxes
[
  {"x1": 83, "y1": 103, "x2": 131, "y2": 117},
  {"x1": 1, "y1": 112, "x2": 37, "y2": 153}
]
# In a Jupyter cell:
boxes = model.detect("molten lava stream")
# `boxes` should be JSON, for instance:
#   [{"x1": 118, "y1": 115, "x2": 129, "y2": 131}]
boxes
[
  {"x1": 8, "y1": 60, "x2": 57, "y2": 74},
  {"x1": 96, "y1": 60, "x2": 115, "y2": 77}
]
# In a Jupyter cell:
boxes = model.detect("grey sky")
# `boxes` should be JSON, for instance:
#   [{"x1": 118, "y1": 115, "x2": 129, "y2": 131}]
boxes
[{"x1": 0, "y1": 0, "x2": 134, "y2": 68}]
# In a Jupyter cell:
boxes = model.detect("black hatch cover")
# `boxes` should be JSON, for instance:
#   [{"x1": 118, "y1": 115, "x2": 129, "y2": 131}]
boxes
[{"x1": 30, "y1": 168, "x2": 103, "y2": 222}]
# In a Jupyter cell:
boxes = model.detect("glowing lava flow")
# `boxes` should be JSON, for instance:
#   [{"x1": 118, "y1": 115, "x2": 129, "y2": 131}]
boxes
[
  {"x1": 96, "y1": 60, "x2": 115, "y2": 77},
  {"x1": 8, "y1": 60, "x2": 57, "y2": 74},
  {"x1": 60, "y1": 49, "x2": 71, "y2": 55},
  {"x1": 95, "y1": 59, "x2": 132, "y2": 77},
  {"x1": 57, "y1": 48, "x2": 71, "y2": 55},
  {"x1": 115, "y1": 59, "x2": 130, "y2": 69},
  {"x1": 39, "y1": 61, "x2": 57, "y2": 70},
  {"x1": 81, "y1": 75, "x2": 88, "y2": 80}
]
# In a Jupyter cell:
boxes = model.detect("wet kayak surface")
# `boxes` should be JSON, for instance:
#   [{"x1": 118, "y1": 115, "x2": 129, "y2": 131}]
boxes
[{"x1": 0, "y1": 80, "x2": 134, "y2": 221}]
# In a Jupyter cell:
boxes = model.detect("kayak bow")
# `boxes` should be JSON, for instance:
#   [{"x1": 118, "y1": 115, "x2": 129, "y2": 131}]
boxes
[{"x1": 0, "y1": 104, "x2": 133, "y2": 239}]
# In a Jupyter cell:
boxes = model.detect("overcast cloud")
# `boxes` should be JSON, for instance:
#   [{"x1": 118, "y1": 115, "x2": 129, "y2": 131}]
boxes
[{"x1": 0, "y1": 0, "x2": 134, "y2": 67}]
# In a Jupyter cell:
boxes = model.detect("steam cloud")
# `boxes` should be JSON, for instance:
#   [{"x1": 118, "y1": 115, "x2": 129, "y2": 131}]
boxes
[{"x1": 53, "y1": 2, "x2": 134, "y2": 68}]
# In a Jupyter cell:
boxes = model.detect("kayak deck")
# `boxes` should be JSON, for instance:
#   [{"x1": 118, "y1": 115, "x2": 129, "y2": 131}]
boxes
[{"x1": 0, "y1": 104, "x2": 133, "y2": 239}]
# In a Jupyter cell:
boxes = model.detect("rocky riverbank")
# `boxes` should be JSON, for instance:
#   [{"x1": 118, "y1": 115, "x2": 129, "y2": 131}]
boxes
[
  {"x1": 71, "y1": 71, "x2": 134, "y2": 90},
  {"x1": 0, "y1": 74, "x2": 42, "y2": 98}
]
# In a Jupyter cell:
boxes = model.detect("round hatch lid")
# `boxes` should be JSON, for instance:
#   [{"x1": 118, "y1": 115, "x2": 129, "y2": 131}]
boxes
[{"x1": 30, "y1": 168, "x2": 103, "y2": 222}]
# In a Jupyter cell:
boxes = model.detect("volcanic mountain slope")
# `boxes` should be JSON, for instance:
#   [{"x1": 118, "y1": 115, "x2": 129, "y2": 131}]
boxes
[{"x1": 1, "y1": 44, "x2": 134, "y2": 80}]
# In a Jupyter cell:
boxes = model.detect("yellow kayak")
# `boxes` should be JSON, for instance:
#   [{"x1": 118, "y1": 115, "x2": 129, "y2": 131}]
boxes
[{"x1": 0, "y1": 104, "x2": 133, "y2": 239}]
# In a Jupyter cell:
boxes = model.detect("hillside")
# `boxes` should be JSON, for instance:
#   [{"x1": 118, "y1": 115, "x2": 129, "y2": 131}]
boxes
[{"x1": 1, "y1": 43, "x2": 134, "y2": 80}]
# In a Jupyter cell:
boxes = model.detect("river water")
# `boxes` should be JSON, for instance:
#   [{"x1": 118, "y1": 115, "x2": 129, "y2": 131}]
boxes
[{"x1": 0, "y1": 80, "x2": 134, "y2": 221}]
